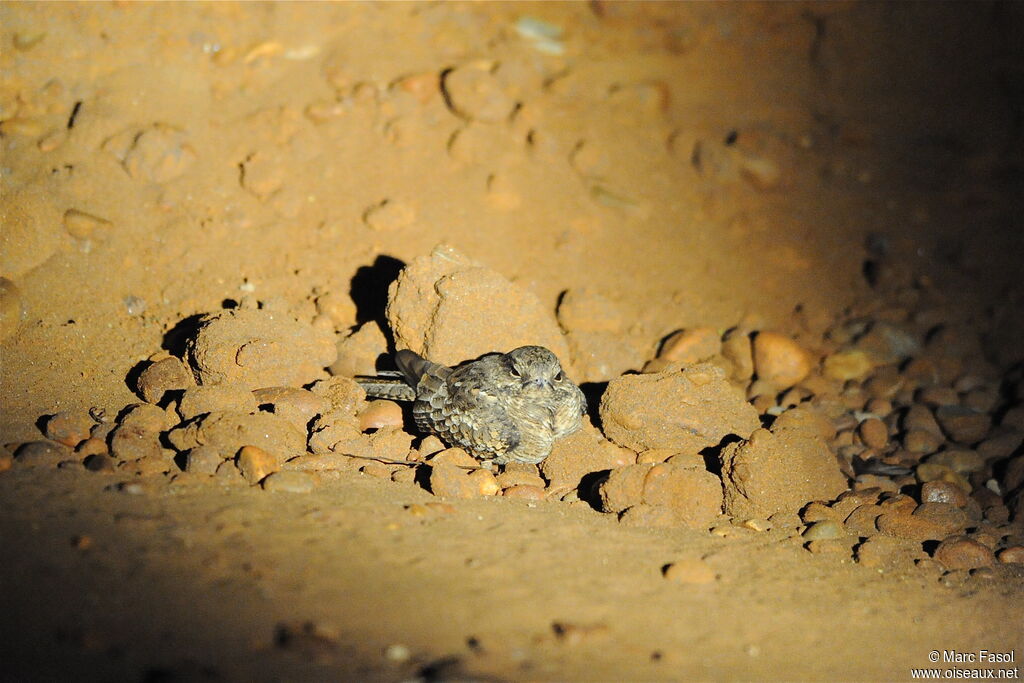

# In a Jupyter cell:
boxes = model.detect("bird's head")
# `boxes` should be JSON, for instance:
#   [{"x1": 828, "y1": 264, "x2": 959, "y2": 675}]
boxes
[{"x1": 504, "y1": 346, "x2": 567, "y2": 390}]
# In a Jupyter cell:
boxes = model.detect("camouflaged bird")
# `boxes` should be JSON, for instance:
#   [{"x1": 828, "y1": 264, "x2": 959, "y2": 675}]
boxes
[{"x1": 358, "y1": 346, "x2": 586, "y2": 465}]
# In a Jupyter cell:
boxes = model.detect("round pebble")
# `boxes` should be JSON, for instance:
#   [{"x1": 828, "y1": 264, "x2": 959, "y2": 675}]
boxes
[
  {"x1": 803, "y1": 519, "x2": 844, "y2": 540},
  {"x1": 262, "y1": 470, "x2": 315, "y2": 493},
  {"x1": 997, "y1": 546, "x2": 1024, "y2": 564},
  {"x1": 237, "y1": 445, "x2": 279, "y2": 485},
  {"x1": 44, "y1": 411, "x2": 95, "y2": 447},
  {"x1": 857, "y1": 418, "x2": 888, "y2": 450},
  {"x1": 920, "y1": 480, "x2": 969, "y2": 508},
  {"x1": 752, "y1": 332, "x2": 811, "y2": 389},
  {"x1": 358, "y1": 400, "x2": 405, "y2": 431},
  {"x1": 933, "y1": 535, "x2": 996, "y2": 570}
]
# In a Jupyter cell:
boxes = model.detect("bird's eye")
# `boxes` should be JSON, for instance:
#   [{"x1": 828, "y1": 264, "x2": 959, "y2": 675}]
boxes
[
  {"x1": 554, "y1": 371, "x2": 563, "y2": 381},
  {"x1": 510, "y1": 367, "x2": 521, "y2": 378}
]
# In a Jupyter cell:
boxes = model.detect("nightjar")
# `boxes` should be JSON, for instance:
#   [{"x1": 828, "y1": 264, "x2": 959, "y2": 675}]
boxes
[{"x1": 358, "y1": 346, "x2": 586, "y2": 465}]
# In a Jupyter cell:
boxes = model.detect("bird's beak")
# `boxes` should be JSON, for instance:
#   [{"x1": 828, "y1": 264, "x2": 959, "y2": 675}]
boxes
[{"x1": 529, "y1": 378, "x2": 550, "y2": 389}]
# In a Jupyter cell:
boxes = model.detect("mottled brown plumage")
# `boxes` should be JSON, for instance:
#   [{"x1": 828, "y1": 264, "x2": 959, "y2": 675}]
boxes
[{"x1": 358, "y1": 346, "x2": 586, "y2": 464}]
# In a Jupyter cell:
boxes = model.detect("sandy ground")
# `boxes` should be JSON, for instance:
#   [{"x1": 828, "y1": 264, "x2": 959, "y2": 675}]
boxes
[{"x1": 1, "y1": 2, "x2": 1023, "y2": 681}]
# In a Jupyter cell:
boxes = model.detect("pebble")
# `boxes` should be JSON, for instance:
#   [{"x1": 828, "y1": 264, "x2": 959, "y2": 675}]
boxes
[
  {"x1": 935, "y1": 405, "x2": 991, "y2": 444},
  {"x1": 358, "y1": 401, "x2": 404, "y2": 431},
  {"x1": 657, "y1": 328, "x2": 721, "y2": 364},
  {"x1": 751, "y1": 332, "x2": 811, "y2": 389},
  {"x1": 109, "y1": 425, "x2": 164, "y2": 462},
  {"x1": 662, "y1": 559, "x2": 716, "y2": 584},
  {"x1": 429, "y1": 463, "x2": 497, "y2": 498},
  {"x1": 106, "y1": 123, "x2": 196, "y2": 183},
  {"x1": 857, "y1": 418, "x2": 888, "y2": 450},
  {"x1": 83, "y1": 453, "x2": 117, "y2": 473},
  {"x1": 844, "y1": 504, "x2": 883, "y2": 536},
  {"x1": 262, "y1": 470, "x2": 315, "y2": 493},
  {"x1": 903, "y1": 429, "x2": 943, "y2": 455},
  {"x1": 184, "y1": 445, "x2": 223, "y2": 475},
  {"x1": 44, "y1": 411, "x2": 95, "y2": 447},
  {"x1": 920, "y1": 480, "x2": 969, "y2": 508},
  {"x1": 855, "y1": 535, "x2": 916, "y2": 570},
  {"x1": 803, "y1": 520, "x2": 845, "y2": 540},
  {"x1": 933, "y1": 535, "x2": 996, "y2": 570},
  {"x1": 822, "y1": 349, "x2": 873, "y2": 381},
  {"x1": 998, "y1": 546, "x2": 1024, "y2": 564},
  {"x1": 495, "y1": 469, "x2": 546, "y2": 489},
  {"x1": 916, "y1": 385, "x2": 959, "y2": 407},
  {"x1": 502, "y1": 485, "x2": 546, "y2": 500},
  {"x1": 118, "y1": 403, "x2": 171, "y2": 433},
  {"x1": 136, "y1": 356, "x2": 195, "y2": 404},
  {"x1": 237, "y1": 445, "x2": 279, "y2": 485}
]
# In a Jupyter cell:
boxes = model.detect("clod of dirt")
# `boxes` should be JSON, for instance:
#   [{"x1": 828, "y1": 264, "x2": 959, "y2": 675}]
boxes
[
  {"x1": 599, "y1": 462, "x2": 723, "y2": 529},
  {"x1": 308, "y1": 411, "x2": 365, "y2": 456},
  {"x1": 102, "y1": 123, "x2": 197, "y2": 183},
  {"x1": 599, "y1": 362, "x2": 759, "y2": 453},
  {"x1": 330, "y1": 322, "x2": 387, "y2": 378},
  {"x1": 719, "y1": 406, "x2": 847, "y2": 518},
  {"x1": 429, "y1": 463, "x2": 499, "y2": 498},
  {"x1": 656, "y1": 328, "x2": 722, "y2": 365},
  {"x1": 186, "y1": 309, "x2": 337, "y2": 390},
  {"x1": 385, "y1": 244, "x2": 571, "y2": 369},
  {"x1": 539, "y1": 423, "x2": 635, "y2": 493},
  {"x1": 309, "y1": 376, "x2": 367, "y2": 415},
  {"x1": 855, "y1": 535, "x2": 920, "y2": 570},
  {"x1": 250, "y1": 387, "x2": 326, "y2": 432},
  {"x1": 167, "y1": 411, "x2": 306, "y2": 464},
  {"x1": 44, "y1": 411, "x2": 95, "y2": 447},
  {"x1": 177, "y1": 384, "x2": 258, "y2": 421},
  {"x1": 136, "y1": 356, "x2": 195, "y2": 404},
  {"x1": 109, "y1": 424, "x2": 165, "y2": 462},
  {"x1": 184, "y1": 445, "x2": 223, "y2": 475}
]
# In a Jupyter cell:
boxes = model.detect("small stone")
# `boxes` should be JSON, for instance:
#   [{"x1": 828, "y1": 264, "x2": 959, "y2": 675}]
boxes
[
  {"x1": 237, "y1": 445, "x2": 278, "y2": 485},
  {"x1": 502, "y1": 485, "x2": 546, "y2": 500},
  {"x1": 657, "y1": 328, "x2": 721, "y2": 364},
  {"x1": 44, "y1": 411, "x2": 95, "y2": 447},
  {"x1": 916, "y1": 385, "x2": 959, "y2": 408},
  {"x1": 844, "y1": 504, "x2": 883, "y2": 537},
  {"x1": 752, "y1": 332, "x2": 811, "y2": 389},
  {"x1": 921, "y1": 480, "x2": 969, "y2": 508},
  {"x1": 903, "y1": 429, "x2": 943, "y2": 455},
  {"x1": 252, "y1": 387, "x2": 329, "y2": 432},
  {"x1": 109, "y1": 425, "x2": 164, "y2": 462},
  {"x1": 997, "y1": 546, "x2": 1024, "y2": 564},
  {"x1": 822, "y1": 349, "x2": 874, "y2": 381},
  {"x1": 263, "y1": 470, "x2": 315, "y2": 493},
  {"x1": 803, "y1": 520, "x2": 845, "y2": 540},
  {"x1": 429, "y1": 463, "x2": 492, "y2": 498},
  {"x1": 495, "y1": 469, "x2": 546, "y2": 489},
  {"x1": 933, "y1": 535, "x2": 996, "y2": 570},
  {"x1": 83, "y1": 453, "x2": 117, "y2": 473},
  {"x1": 935, "y1": 406, "x2": 991, "y2": 444},
  {"x1": 857, "y1": 418, "x2": 888, "y2": 450},
  {"x1": 184, "y1": 445, "x2": 223, "y2": 475},
  {"x1": 358, "y1": 401, "x2": 405, "y2": 431},
  {"x1": 662, "y1": 559, "x2": 716, "y2": 584},
  {"x1": 136, "y1": 357, "x2": 195, "y2": 404},
  {"x1": 118, "y1": 403, "x2": 171, "y2": 433}
]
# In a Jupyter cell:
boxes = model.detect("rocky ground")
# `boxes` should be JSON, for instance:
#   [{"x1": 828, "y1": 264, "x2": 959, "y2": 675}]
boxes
[{"x1": 2, "y1": 2, "x2": 1023, "y2": 681}]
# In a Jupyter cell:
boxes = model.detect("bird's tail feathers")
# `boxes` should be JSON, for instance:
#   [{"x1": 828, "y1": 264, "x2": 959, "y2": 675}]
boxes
[{"x1": 356, "y1": 377, "x2": 417, "y2": 402}]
